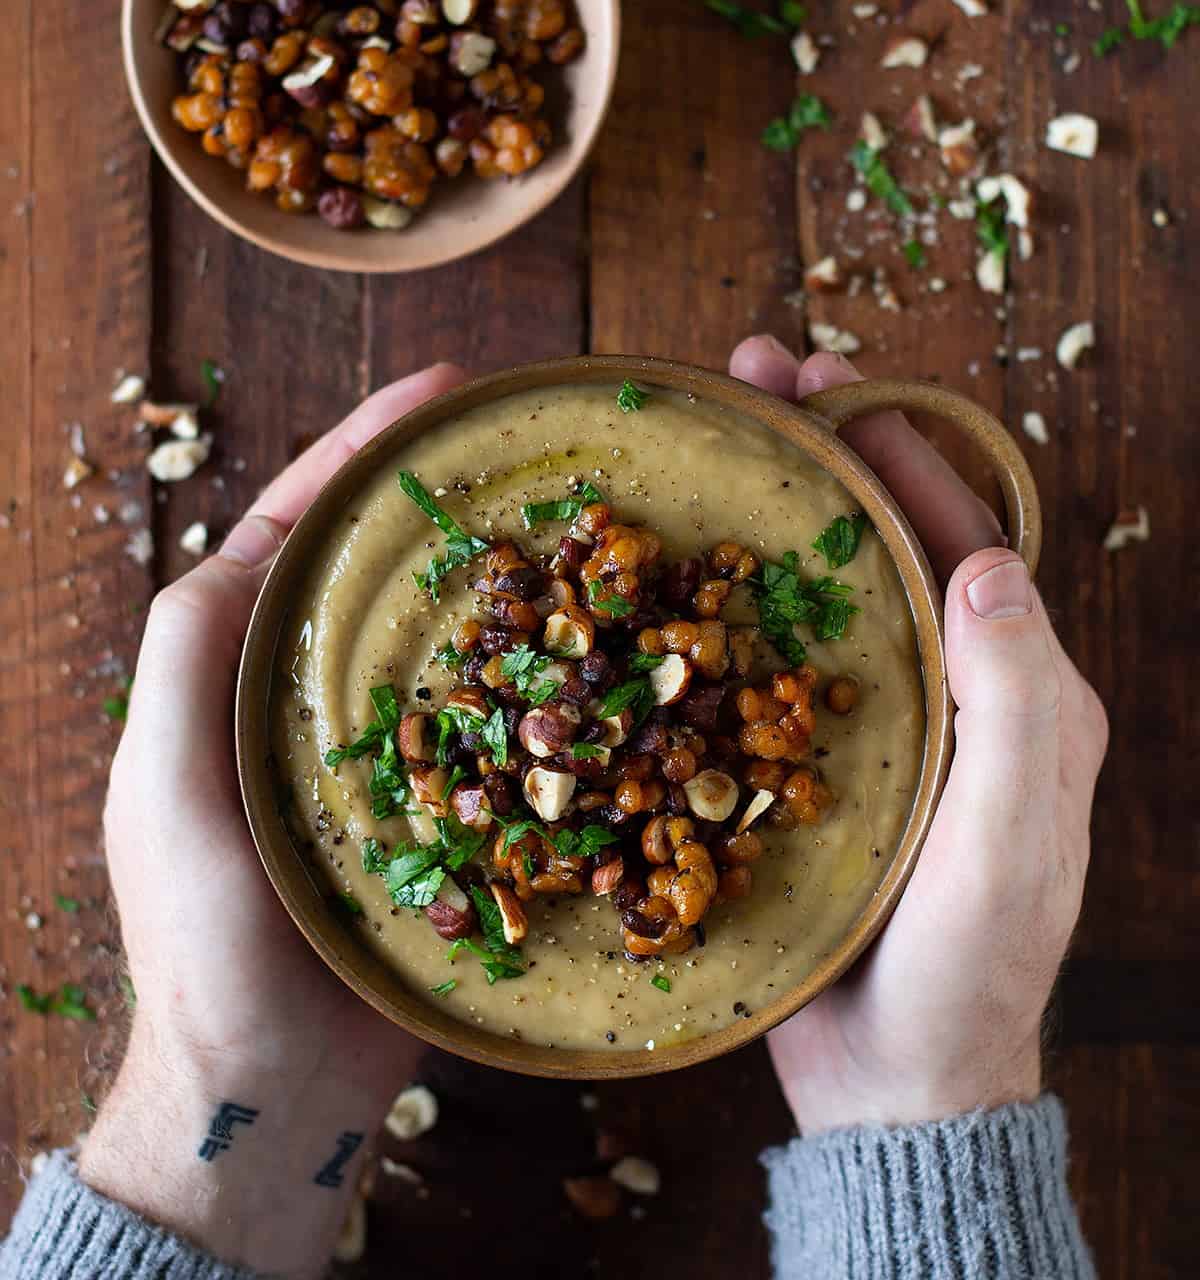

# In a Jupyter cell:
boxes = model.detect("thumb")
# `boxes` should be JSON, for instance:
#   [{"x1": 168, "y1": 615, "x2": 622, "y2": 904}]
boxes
[{"x1": 936, "y1": 547, "x2": 1063, "y2": 904}]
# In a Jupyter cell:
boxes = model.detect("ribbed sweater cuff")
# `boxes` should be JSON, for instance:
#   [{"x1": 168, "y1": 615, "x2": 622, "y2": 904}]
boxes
[
  {"x1": 761, "y1": 1095, "x2": 1096, "y2": 1280},
  {"x1": 0, "y1": 1151, "x2": 260, "y2": 1280}
]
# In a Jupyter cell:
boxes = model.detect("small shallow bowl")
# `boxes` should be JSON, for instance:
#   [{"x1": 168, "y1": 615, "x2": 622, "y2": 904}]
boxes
[
  {"x1": 237, "y1": 355, "x2": 1040, "y2": 1078},
  {"x1": 122, "y1": 0, "x2": 620, "y2": 273}
]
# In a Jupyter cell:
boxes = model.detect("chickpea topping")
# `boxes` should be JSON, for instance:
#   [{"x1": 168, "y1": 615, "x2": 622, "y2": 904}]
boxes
[
  {"x1": 637, "y1": 627, "x2": 665, "y2": 655},
  {"x1": 715, "y1": 831, "x2": 764, "y2": 865},
  {"x1": 452, "y1": 618, "x2": 482, "y2": 653},
  {"x1": 718, "y1": 866, "x2": 753, "y2": 900},
  {"x1": 660, "y1": 619, "x2": 699, "y2": 654},
  {"x1": 826, "y1": 675, "x2": 860, "y2": 715},
  {"x1": 693, "y1": 579, "x2": 732, "y2": 618},
  {"x1": 661, "y1": 747, "x2": 697, "y2": 784}
]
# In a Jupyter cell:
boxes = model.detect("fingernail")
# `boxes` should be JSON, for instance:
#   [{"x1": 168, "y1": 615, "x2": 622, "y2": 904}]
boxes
[
  {"x1": 966, "y1": 558, "x2": 1032, "y2": 620},
  {"x1": 761, "y1": 334, "x2": 791, "y2": 356},
  {"x1": 219, "y1": 515, "x2": 284, "y2": 568}
]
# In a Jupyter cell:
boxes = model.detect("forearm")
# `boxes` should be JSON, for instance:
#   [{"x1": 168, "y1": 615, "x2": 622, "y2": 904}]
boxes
[
  {"x1": 75, "y1": 1020, "x2": 389, "y2": 1279},
  {"x1": 762, "y1": 1096, "x2": 1095, "y2": 1280}
]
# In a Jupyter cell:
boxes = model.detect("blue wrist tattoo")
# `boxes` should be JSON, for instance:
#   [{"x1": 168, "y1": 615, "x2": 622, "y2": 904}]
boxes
[
  {"x1": 197, "y1": 1101, "x2": 259, "y2": 1162},
  {"x1": 313, "y1": 1131, "x2": 365, "y2": 1188}
]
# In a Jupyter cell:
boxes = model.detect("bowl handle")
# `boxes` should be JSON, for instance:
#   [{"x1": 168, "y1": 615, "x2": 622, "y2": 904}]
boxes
[{"x1": 799, "y1": 378, "x2": 1042, "y2": 575}]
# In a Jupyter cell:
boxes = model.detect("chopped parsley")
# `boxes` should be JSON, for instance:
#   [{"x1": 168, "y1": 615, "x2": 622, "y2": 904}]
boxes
[
  {"x1": 572, "y1": 742, "x2": 606, "y2": 758},
  {"x1": 434, "y1": 704, "x2": 486, "y2": 766},
  {"x1": 762, "y1": 94, "x2": 832, "y2": 151},
  {"x1": 201, "y1": 358, "x2": 224, "y2": 407},
  {"x1": 363, "y1": 817, "x2": 486, "y2": 908},
  {"x1": 481, "y1": 706, "x2": 508, "y2": 767},
  {"x1": 430, "y1": 979, "x2": 458, "y2": 996},
  {"x1": 447, "y1": 936, "x2": 526, "y2": 984},
  {"x1": 554, "y1": 825, "x2": 621, "y2": 859},
  {"x1": 521, "y1": 481, "x2": 605, "y2": 530},
  {"x1": 704, "y1": 0, "x2": 804, "y2": 36},
  {"x1": 18, "y1": 982, "x2": 95, "y2": 1021},
  {"x1": 850, "y1": 142, "x2": 913, "y2": 219},
  {"x1": 976, "y1": 196, "x2": 1009, "y2": 258},
  {"x1": 339, "y1": 892, "x2": 363, "y2": 915},
  {"x1": 435, "y1": 816, "x2": 488, "y2": 870},
  {"x1": 650, "y1": 974, "x2": 672, "y2": 993},
  {"x1": 500, "y1": 644, "x2": 560, "y2": 703},
  {"x1": 902, "y1": 239, "x2": 927, "y2": 270},
  {"x1": 616, "y1": 379, "x2": 649, "y2": 413},
  {"x1": 497, "y1": 815, "x2": 548, "y2": 853},
  {"x1": 54, "y1": 894, "x2": 80, "y2": 913},
  {"x1": 1093, "y1": 25, "x2": 1125, "y2": 52},
  {"x1": 753, "y1": 551, "x2": 858, "y2": 663},
  {"x1": 587, "y1": 579, "x2": 635, "y2": 617},
  {"x1": 368, "y1": 724, "x2": 408, "y2": 820},
  {"x1": 361, "y1": 837, "x2": 389, "y2": 874},
  {"x1": 597, "y1": 676, "x2": 656, "y2": 724},
  {"x1": 397, "y1": 470, "x2": 490, "y2": 603},
  {"x1": 102, "y1": 693, "x2": 128, "y2": 721},
  {"x1": 435, "y1": 641, "x2": 465, "y2": 669},
  {"x1": 628, "y1": 652, "x2": 665, "y2": 673},
  {"x1": 812, "y1": 514, "x2": 869, "y2": 570},
  {"x1": 441, "y1": 764, "x2": 467, "y2": 801},
  {"x1": 469, "y1": 885, "x2": 508, "y2": 952},
  {"x1": 325, "y1": 683, "x2": 403, "y2": 768},
  {"x1": 1123, "y1": 0, "x2": 1199, "y2": 47}
]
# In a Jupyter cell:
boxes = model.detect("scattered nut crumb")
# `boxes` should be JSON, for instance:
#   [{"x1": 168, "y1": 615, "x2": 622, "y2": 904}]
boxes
[
  {"x1": 976, "y1": 174, "x2": 1032, "y2": 228},
  {"x1": 975, "y1": 250, "x2": 1005, "y2": 295},
  {"x1": 179, "y1": 522, "x2": 208, "y2": 556},
  {"x1": 333, "y1": 1194, "x2": 366, "y2": 1263},
  {"x1": 1056, "y1": 321, "x2": 1095, "y2": 370},
  {"x1": 563, "y1": 1176, "x2": 621, "y2": 1220},
  {"x1": 1046, "y1": 112, "x2": 1098, "y2": 159},
  {"x1": 860, "y1": 112, "x2": 888, "y2": 152},
  {"x1": 384, "y1": 1084, "x2": 438, "y2": 1140},
  {"x1": 110, "y1": 373, "x2": 146, "y2": 405},
  {"x1": 809, "y1": 323, "x2": 862, "y2": 356},
  {"x1": 939, "y1": 119, "x2": 979, "y2": 176},
  {"x1": 609, "y1": 1156, "x2": 661, "y2": 1196},
  {"x1": 379, "y1": 1157, "x2": 424, "y2": 1184},
  {"x1": 63, "y1": 457, "x2": 94, "y2": 490},
  {"x1": 1103, "y1": 506, "x2": 1149, "y2": 551},
  {"x1": 1152, "y1": 207, "x2": 1170, "y2": 228},
  {"x1": 846, "y1": 189, "x2": 867, "y2": 213},
  {"x1": 147, "y1": 436, "x2": 213, "y2": 483},
  {"x1": 881, "y1": 35, "x2": 928, "y2": 69},
  {"x1": 804, "y1": 256, "x2": 841, "y2": 292},
  {"x1": 1022, "y1": 412, "x2": 1049, "y2": 445},
  {"x1": 25, "y1": 912, "x2": 42, "y2": 931},
  {"x1": 904, "y1": 94, "x2": 938, "y2": 142},
  {"x1": 951, "y1": 0, "x2": 988, "y2": 15},
  {"x1": 125, "y1": 529, "x2": 154, "y2": 566},
  {"x1": 791, "y1": 30, "x2": 819, "y2": 73}
]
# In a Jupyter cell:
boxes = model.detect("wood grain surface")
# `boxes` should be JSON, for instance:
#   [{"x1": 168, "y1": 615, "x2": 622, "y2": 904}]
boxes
[{"x1": 2, "y1": 1, "x2": 1197, "y2": 1276}]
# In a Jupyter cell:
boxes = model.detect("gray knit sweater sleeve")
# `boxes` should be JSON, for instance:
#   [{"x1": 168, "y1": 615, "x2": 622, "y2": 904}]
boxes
[
  {"x1": 0, "y1": 1152, "x2": 258, "y2": 1280},
  {"x1": 762, "y1": 1095, "x2": 1095, "y2": 1279}
]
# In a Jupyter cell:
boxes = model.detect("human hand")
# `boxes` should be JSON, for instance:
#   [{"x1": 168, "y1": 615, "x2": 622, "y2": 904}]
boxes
[
  {"x1": 730, "y1": 335, "x2": 1108, "y2": 1135},
  {"x1": 79, "y1": 363, "x2": 467, "y2": 1276}
]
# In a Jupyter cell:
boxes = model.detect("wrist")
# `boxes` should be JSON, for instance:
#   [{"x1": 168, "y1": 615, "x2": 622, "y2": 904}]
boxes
[{"x1": 79, "y1": 1018, "x2": 389, "y2": 1278}]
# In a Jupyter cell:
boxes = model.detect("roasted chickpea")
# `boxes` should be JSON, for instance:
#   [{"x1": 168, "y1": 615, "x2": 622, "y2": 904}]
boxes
[
  {"x1": 661, "y1": 747, "x2": 697, "y2": 784},
  {"x1": 718, "y1": 866, "x2": 753, "y2": 900},
  {"x1": 323, "y1": 151, "x2": 363, "y2": 183},
  {"x1": 617, "y1": 754, "x2": 656, "y2": 783},
  {"x1": 693, "y1": 580, "x2": 732, "y2": 618},
  {"x1": 637, "y1": 627, "x2": 665, "y2": 656},
  {"x1": 452, "y1": 619, "x2": 482, "y2": 653},
  {"x1": 436, "y1": 137, "x2": 467, "y2": 177},
  {"x1": 826, "y1": 675, "x2": 860, "y2": 715},
  {"x1": 660, "y1": 620, "x2": 699, "y2": 654},
  {"x1": 172, "y1": 92, "x2": 223, "y2": 133},
  {"x1": 744, "y1": 759, "x2": 787, "y2": 792},
  {"x1": 547, "y1": 26, "x2": 584, "y2": 63},
  {"x1": 715, "y1": 831, "x2": 764, "y2": 865},
  {"x1": 690, "y1": 620, "x2": 729, "y2": 680}
]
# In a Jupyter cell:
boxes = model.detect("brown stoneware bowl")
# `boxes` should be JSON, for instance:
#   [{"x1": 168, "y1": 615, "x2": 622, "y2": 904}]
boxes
[
  {"x1": 122, "y1": 0, "x2": 620, "y2": 272},
  {"x1": 237, "y1": 355, "x2": 1041, "y2": 1078}
]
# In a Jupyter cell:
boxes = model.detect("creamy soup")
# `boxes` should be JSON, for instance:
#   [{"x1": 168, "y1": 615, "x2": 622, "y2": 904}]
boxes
[{"x1": 270, "y1": 383, "x2": 925, "y2": 1052}]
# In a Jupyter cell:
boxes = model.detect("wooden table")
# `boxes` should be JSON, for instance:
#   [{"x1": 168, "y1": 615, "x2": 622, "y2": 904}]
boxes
[{"x1": 2, "y1": 2, "x2": 1197, "y2": 1275}]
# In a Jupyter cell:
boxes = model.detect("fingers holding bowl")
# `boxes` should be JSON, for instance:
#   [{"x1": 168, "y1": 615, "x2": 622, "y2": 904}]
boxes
[{"x1": 730, "y1": 335, "x2": 1006, "y2": 584}]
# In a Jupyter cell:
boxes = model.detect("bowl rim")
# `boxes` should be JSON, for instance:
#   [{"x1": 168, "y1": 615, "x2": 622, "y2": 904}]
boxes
[
  {"x1": 120, "y1": 0, "x2": 622, "y2": 273},
  {"x1": 236, "y1": 354, "x2": 953, "y2": 1079}
]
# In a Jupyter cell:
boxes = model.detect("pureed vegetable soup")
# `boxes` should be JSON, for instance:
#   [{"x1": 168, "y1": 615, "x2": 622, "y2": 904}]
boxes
[{"x1": 271, "y1": 382, "x2": 925, "y2": 1052}]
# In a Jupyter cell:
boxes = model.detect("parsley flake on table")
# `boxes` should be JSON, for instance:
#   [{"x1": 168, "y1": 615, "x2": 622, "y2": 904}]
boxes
[
  {"x1": 812, "y1": 514, "x2": 869, "y2": 570},
  {"x1": 753, "y1": 551, "x2": 858, "y2": 663},
  {"x1": 55, "y1": 893, "x2": 80, "y2": 913},
  {"x1": 521, "y1": 480, "x2": 605, "y2": 530},
  {"x1": 17, "y1": 982, "x2": 95, "y2": 1021},
  {"x1": 902, "y1": 239, "x2": 927, "y2": 270},
  {"x1": 704, "y1": 0, "x2": 805, "y2": 37},
  {"x1": 850, "y1": 142, "x2": 914, "y2": 219},
  {"x1": 201, "y1": 358, "x2": 224, "y2": 407},
  {"x1": 762, "y1": 94, "x2": 832, "y2": 151},
  {"x1": 616, "y1": 379, "x2": 649, "y2": 413},
  {"x1": 397, "y1": 470, "x2": 489, "y2": 603}
]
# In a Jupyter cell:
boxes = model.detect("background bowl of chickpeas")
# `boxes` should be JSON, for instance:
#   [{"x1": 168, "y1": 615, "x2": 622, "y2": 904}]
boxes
[{"x1": 123, "y1": 0, "x2": 619, "y2": 273}]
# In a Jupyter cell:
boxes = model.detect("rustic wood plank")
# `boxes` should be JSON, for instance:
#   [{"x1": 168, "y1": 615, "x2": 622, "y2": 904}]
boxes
[
  {"x1": 589, "y1": 0, "x2": 800, "y2": 367},
  {"x1": 1005, "y1": 19, "x2": 1200, "y2": 1278},
  {"x1": 0, "y1": 0, "x2": 153, "y2": 1223},
  {"x1": 151, "y1": 175, "x2": 365, "y2": 584}
]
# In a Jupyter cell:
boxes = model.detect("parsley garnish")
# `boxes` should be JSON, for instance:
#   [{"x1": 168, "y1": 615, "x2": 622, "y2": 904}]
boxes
[
  {"x1": 201, "y1": 358, "x2": 224, "y2": 407},
  {"x1": 500, "y1": 644, "x2": 560, "y2": 703},
  {"x1": 628, "y1": 652, "x2": 665, "y2": 672},
  {"x1": 812, "y1": 514, "x2": 869, "y2": 570},
  {"x1": 597, "y1": 677, "x2": 656, "y2": 723},
  {"x1": 1093, "y1": 25, "x2": 1125, "y2": 52},
  {"x1": 339, "y1": 892, "x2": 363, "y2": 915},
  {"x1": 481, "y1": 707, "x2": 508, "y2": 767},
  {"x1": 469, "y1": 885, "x2": 508, "y2": 952},
  {"x1": 1125, "y1": 0, "x2": 1199, "y2": 46},
  {"x1": 705, "y1": 0, "x2": 804, "y2": 36},
  {"x1": 434, "y1": 704, "x2": 486, "y2": 766},
  {"x1": 587, "y1": 579, "x2": 635, "y2": 617},
  {"x1": 325, "y1": 683, "x2": 402, "y2": 768},
  {"x1": 650, "y1": 974, "x2": 672, "y2": 993},
  {"x1": 553, "y1": 825, "x2": 621, "y2": 859},
  {"x1": 902, "y1": 238, "x2": 927, "y2": 270},
  {"x1": 497, "y1": 816, "x2": 549, "y2": 853},
  {"x1": 362, "y1": 837, "x2": 389, "y2": 874},
  {"x1": 572, "y1": 742, "x2": 606, "y2": 758},
  {"x1": 384, "y1": 845, "x2": 446, "y2": 908},
  {"x1": 616, "y1": 379, "x2": 649, "y2": 413},
  {"x1": 754, "y1": 551, "x2": 858, "y2": 663},
  {"x1": 55, "y1": 894, "x2": 80, "y2": 913},
  {"x1": 397, "y1": 470, "x2": 490, "y2": 602},
  {"x1": 435, "y1": 641, "x2": 465, "y2": 669},
  {"x1": 102, "y1": 693, "x2": 129, "y2": 721},
  {"x1": 521, "y1": 481, "x2": 605, "y2": 530},
  {"x1": 850, "y1": 142, "x2": 913, "y2": 218},
  {"x1": 430, "y1": 979, "x2": 458, "y2": 996},
  {"x1": 976, "y1": 196, "x2": 1009, "y2": 257},
  {"x1": 18, "y1": 982, "x2": 95, "y2": 1021},
  {"x1": 442, "y1": 764, "x2": 467, "y2": 801},
  {"x1": 447, "y1": 936, "x2": 526, "y2": 984},
  {"x1": 762, "y1": 94, "x2": 832, "y2": 151},
  {"x1": 369, "y1": 726, "x2": 408, "y2": 820}
]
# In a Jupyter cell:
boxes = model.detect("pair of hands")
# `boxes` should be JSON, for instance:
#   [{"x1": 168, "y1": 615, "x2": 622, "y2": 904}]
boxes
[{"x1": 80, "y1": 338, "x2": 1106, "y2": 1274}]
